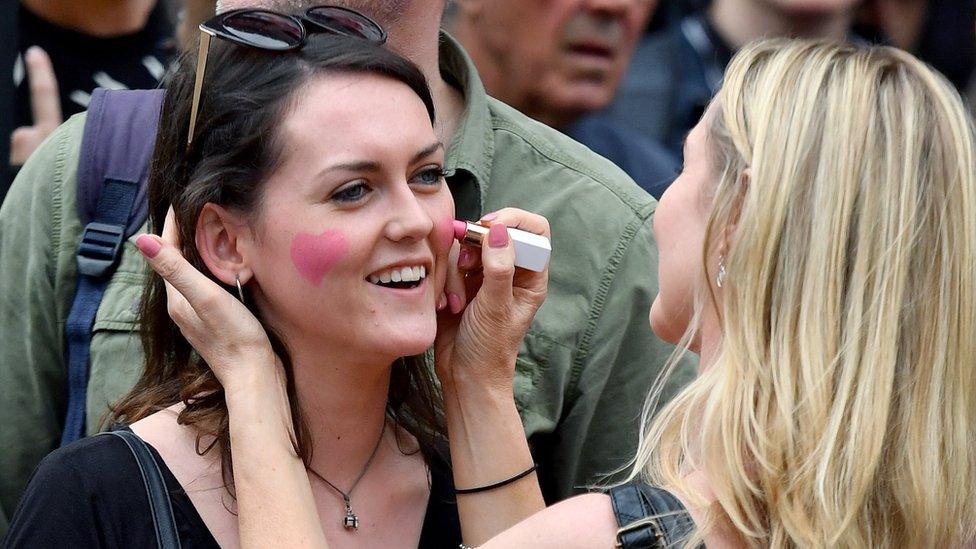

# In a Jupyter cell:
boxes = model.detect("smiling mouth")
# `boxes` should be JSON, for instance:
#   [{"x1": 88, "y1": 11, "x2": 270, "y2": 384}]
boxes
[{"x1": 367, "y1": 265, "x2": 427, "y2": 290}]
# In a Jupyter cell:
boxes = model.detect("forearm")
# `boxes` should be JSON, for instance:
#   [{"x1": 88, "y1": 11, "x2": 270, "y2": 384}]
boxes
[
  {"x1": 224, "y1": 366, "x2": 328, "y2": 549},
  {"x1": 443, "y1": 372, "x2": 545, "y2": 546}
]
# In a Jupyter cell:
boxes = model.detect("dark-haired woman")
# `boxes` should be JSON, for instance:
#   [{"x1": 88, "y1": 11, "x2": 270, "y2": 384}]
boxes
[{"x1": 4, "y1": 10, "x2": 549, "y2": 548}]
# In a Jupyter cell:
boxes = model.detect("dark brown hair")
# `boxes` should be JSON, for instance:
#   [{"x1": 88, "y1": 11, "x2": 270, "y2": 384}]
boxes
[{"x1": 111, "y1": 33, "x2": 447, "y2": 493}]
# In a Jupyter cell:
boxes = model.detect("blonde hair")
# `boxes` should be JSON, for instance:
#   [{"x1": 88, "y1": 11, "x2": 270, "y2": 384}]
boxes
[{"x1": 633, "y1": 39, "x2": 976, "y2": 547}]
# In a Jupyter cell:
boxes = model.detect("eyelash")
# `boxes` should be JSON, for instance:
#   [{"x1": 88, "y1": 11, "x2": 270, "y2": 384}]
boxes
[
  {"x1": 328, "y1": 166, "x2": 445, "y2": 204},
  {"x1": 413, "y1": 166, "x2": 446, "y2": 186},
  {"x1": 330, "y1": 181, "x2": 372, "y2": 203}
]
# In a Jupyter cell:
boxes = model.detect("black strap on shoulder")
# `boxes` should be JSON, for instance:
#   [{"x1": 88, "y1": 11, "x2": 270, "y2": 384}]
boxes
[
  {"x1": 101, "y1": 430, "x2": 182, "y2": 549},
  {"x1": 609, "y1": 481, "x2": 699, "y2": 549}
]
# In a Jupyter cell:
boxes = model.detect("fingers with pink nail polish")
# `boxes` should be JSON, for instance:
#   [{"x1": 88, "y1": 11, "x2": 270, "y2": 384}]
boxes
[
  {"x1": 136, "y1": 234, "x2": 162, "y2": 259},
  {"x1": 488, "y1": 223, "x2": 509, "y2": 248}
]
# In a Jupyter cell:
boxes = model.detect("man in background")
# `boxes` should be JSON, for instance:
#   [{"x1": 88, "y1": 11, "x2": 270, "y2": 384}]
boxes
[{"x1": 446, "y1": 0, "x2": 679, "y2": 198}]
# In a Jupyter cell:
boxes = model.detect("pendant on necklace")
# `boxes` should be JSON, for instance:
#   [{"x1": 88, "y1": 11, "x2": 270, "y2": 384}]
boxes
[{"x1": 342, "y1": 501, "x2": 360, "y2": 530}]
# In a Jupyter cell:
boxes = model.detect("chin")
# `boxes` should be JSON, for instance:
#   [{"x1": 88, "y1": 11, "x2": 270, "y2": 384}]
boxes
[
  {"x1": 559, "y1": 88, "x2": 614, "y2": 117},
  {"x1": 649, "y1": 296, "x2": 685, "y2": 346},
  {"x1": 371, "y1": 319, "x2": 437, "y2": 358}
]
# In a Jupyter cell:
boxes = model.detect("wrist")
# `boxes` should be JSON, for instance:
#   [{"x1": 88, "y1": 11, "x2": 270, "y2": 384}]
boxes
[
  {"x1": 441, "y1": 358, "x2": 515, "y2": 400},
  {"x1": 222, "y1": 358, "x2": 289, "y2": 411}
]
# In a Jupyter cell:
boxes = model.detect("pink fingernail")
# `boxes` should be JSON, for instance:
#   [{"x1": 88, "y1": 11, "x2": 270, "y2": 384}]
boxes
[
  {"x1": 135, "y1": 234, "x2": 161, "y2": 259},
  {"x1": 448, "y1": 293, "x2": 463, "y2": 314},
  {"x1": 480, "y1": 212, "x2": 498, "y2": 222},
  {"x1": 458, "y1": 248, "x2": 471, "y2": 265},
  {"x1": 488, "y1": 223, "x2": 508, "y2": 248}
]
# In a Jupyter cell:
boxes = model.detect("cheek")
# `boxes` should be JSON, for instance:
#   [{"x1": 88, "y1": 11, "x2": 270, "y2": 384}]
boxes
[
  {"x1": 433, "y1": 216, "x2": 456, "y2": 254},
  {"x1": 430, "y1": 215, "x2": 456, "y2": 294},
  {"x1": 289, "y1": 230, "x2": 350, "y2": 286},
  {"x1": 650, "y1": 187, "x2": 698, "y2": 342}
]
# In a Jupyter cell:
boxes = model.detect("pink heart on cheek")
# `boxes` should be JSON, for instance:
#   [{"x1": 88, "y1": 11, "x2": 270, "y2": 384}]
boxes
[{"x1": 289, "y1": 230, "x2": 350, "y2": 286}]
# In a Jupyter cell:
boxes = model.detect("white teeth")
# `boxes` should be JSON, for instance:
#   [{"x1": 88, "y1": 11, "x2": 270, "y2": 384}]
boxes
[
  {"x1": 400, "y1": 266, "x2": 417, "y2": 282},
  {"x1": 368, "y1": 265, "x2": 428, "y2": 285}
]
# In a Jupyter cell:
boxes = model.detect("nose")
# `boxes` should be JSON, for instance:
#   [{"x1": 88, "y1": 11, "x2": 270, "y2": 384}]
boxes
[{"x1": 384, "y1": 184, "x2": 434, "y2": 243}]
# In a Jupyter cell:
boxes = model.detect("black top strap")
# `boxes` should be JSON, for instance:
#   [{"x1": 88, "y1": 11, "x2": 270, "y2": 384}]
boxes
[
  {"x1": 609, "y1": 481, "x2": 699, "y2": 549},
  {"x1": 100, "y1": 430, "x2": 182, "y2": 549}
]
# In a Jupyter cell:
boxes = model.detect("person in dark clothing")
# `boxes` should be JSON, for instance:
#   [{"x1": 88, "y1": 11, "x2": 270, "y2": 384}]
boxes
[
  {"x1": 4, "y1": 428, "x2": 461, "y2": 548},
  {"x1": 856, "y1": 0, "x2": 976, "y2": 91},
  {"x1": 6, "y1": 0, "x2": 175, "y2": 201},
  {"x1": 0, "y1": 2, "x2": 16, "y2": 198},
  {"x1": 598, "y1": 0, "x2": 862, "y2": 161},
  {"x1": 445, "y1": 0, "x2": 680, "y2": 198}
]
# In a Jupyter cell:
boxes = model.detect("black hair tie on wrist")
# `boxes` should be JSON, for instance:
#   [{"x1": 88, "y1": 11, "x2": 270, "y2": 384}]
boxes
[{"x1": 454, "y1": 463, "x2": 539, "y2": 495}]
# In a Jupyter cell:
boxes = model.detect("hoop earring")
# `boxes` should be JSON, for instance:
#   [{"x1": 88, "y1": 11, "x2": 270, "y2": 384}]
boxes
[
  {"x1": 716, "y1": 257, "x2": 727, "y2": 288},
  {"x1": 235, "y1": 275, "x2": 245, "y2": 303}
]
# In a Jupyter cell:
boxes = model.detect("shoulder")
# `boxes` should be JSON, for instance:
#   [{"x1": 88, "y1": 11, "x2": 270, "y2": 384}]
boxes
[
  {"x1": 568, "y1": 116, "x2": 678, "y2": 197},
  {"x1": 4, "y1": 433, "x2": 163, "y2": 547},
  {"x1": 486, "y1": 98, "x2": 657, "y2": 221},
  {"x1": 28, "y1": 432, "x2": 142, "y2": 493},
  {"x1": 10, "y1": 433, "x2": 147, "y2": 525}
]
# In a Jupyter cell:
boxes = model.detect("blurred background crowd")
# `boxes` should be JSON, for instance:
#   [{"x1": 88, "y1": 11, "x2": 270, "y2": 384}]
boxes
[{"x1": 2, "y1": 0, "x2": 974, "y2": 203}]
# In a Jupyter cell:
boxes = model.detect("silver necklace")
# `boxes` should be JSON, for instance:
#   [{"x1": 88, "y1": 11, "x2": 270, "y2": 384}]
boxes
[{"x1": 307, "y1": 423, "x2": 385, "y2": 531}]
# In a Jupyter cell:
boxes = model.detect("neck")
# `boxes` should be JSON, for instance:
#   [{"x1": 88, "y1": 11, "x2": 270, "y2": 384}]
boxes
[
  {"x1": 22, "y1": 0, "x2": 157, "y2": 38},
  {"x1": 707, "y1": 0, "x2": 852, "y2": 50},
  {"x1": 384, "y1": 7, "x2": 466, "y2": 146},
  {"x1": 289, "y1": 337, "x2": 394, "y2": 485}
]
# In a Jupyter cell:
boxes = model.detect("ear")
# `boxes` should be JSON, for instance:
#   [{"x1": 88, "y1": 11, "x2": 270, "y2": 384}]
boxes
[
  {"x1": 723, "y1": 167, "x2": 750, "y2": 246},
  {"x1": 195, "y1": 203, "x2": 254, "y2": 287}
]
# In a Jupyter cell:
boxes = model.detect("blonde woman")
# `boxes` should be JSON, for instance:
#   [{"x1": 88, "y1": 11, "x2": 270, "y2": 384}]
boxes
[{"x1": 137, "y1": 39, "x2": 976, "y2": 547}]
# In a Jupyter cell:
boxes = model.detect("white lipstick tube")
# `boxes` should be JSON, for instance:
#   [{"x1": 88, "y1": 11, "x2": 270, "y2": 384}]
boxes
[{"x1": 454, "y1": 221, "x2": 552, "y2": 272}]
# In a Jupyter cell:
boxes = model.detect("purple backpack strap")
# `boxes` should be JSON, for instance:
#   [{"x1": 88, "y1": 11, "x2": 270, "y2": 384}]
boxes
[
  {"x1": 76, "y1": 88, "x2": 165, "y2": 236},
  {"x1": 61, "y1": 88, "x2": 165, "y2": 446}
]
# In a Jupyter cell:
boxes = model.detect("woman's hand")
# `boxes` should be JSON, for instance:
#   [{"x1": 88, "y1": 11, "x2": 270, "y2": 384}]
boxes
[
  {"x1": 136, "y1": 208, "x2": 326, "y2": 548},
  {"x1": 433, "y1": 208, "x2": 550, "y2": 545},
  {"x1": 134, "y1": 207, "x2": 282, "y2": 396},
  {"x1": 136, "y1": 208, "x2": 280, "y2": 389},
  {"x1": 434, "y1": 208, "x2": 550, "y2": 396}
]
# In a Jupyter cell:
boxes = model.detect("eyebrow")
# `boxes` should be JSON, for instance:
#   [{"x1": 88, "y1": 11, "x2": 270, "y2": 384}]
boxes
[
  {"x1": 318, "y1": 142, "x2": 445, "y2": 176},
  {"x1": 410, "y1": 141, "x2": 444, "y2": 164}
]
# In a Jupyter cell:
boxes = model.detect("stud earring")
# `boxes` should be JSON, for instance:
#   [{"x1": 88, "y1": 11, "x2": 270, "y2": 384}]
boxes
[{"x1": 235, "y1": 274, "x2": 245, "y2": 303}]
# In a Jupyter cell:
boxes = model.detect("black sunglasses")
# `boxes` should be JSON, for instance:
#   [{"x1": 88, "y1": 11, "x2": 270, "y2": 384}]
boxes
[{"x1": 187, "y1": 6, "x2": 388, "y2": 147}]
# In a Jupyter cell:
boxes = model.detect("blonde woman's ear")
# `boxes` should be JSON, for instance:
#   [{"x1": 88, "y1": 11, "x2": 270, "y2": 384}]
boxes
[{"x1": 723, "y1": 167, "x2": 750, "y2": 245}]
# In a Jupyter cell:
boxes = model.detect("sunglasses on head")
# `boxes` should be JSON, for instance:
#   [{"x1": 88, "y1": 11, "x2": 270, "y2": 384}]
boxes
[{"x1": 187, "y1": 5, "x2": 388, "y2": 147}]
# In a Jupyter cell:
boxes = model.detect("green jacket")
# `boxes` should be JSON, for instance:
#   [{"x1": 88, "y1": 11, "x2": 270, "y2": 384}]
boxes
[{"x1": 0, "y1": 34, "x2": 693, "y2": 531}]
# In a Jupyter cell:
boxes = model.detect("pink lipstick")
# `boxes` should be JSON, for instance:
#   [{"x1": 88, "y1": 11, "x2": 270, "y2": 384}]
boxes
[{"x1": 453, "y1": 220, "x2": 551, "y2": 272}]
